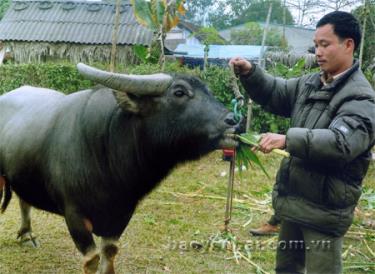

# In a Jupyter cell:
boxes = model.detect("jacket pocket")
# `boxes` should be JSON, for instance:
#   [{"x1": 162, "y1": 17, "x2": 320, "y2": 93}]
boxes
[
  {"x1": 324, "y1": 177, "x2": 362, "y2": 208},
  {"x1": 289, "y1": 160, "x2": 325, "y2": 204}
]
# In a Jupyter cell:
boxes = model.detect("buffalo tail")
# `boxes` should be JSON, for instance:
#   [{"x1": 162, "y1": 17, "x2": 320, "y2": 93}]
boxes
[{"x1": 0, "y1": 176, "x2": 12, "y2": 213}]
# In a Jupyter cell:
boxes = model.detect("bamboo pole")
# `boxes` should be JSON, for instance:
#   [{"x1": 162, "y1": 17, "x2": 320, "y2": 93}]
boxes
[
  {"x1": 359, "y1": 0, "x2": 368, "y2": 68},
  {"x1": 224, "y1": 154, "x2": 236, "y2": 232},
  {"x1": 260, "y1": 3, "x2": 272, "y2": 69},
  {"x1": 110, "y1": 0, "x2": 121, "y2": 72}
]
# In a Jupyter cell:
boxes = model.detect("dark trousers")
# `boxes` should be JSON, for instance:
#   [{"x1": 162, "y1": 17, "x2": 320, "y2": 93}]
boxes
[
  {"x1": 268, "y1": 214, "x2": 281, "y2": 226},
  {"x1": 276, "y1": 220, "x2": 343, "y2": 274}
]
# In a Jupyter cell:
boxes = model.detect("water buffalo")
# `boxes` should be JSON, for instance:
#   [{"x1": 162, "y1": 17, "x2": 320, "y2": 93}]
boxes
[{"x1": 0, "y1": 63, "x2": 238, "y2": 273}]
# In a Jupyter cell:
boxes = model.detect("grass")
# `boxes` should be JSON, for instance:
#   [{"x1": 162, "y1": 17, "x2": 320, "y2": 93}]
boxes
[{"x1": 0, "y1": 151, "x2": 374, "y2": 273}]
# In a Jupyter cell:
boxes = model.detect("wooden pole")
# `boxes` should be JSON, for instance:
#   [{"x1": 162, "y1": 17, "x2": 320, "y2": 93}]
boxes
[
  {"x1": 359, "y1": 0, "x2": 368, "y2": 68},
  {"x1": 260, "y1": 3, "x2": 273, "y2": 69},
  {"x1": 224, "y1": 154, "x2": 236, "y2": 232},
  {"x1": 110, "y1": 0, "x2": 121, "y2": 72},
  {"x1": 246, "y1": 98, "x2": 253, "y2": 132}
]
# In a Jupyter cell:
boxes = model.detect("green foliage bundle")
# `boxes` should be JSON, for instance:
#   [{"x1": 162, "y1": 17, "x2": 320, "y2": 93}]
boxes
[{"x1": 236, "y1": 132, "x2": 269, "y2": 177}]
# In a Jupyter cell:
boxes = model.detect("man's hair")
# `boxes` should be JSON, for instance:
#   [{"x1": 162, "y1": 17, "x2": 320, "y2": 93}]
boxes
[{"x1": 316, "y1": 11, "x2": 361, "y2": 52}]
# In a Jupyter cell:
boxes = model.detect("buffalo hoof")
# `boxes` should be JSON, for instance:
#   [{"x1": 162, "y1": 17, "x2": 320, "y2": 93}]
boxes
[
  {"x1": 83, "y1": 252, "x2": 100, "y2": 274},
  {"x1": 17, "y1": 231, "x2": 40, "y2": 248}
]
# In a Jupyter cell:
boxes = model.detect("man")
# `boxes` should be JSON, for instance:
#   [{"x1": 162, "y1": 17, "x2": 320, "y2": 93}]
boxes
[{"x1": 230, "y1": 11, "x2": 375, "y2": 273}]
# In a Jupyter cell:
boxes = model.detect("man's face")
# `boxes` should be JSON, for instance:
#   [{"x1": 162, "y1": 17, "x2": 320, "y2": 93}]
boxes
[{"x1": 314, "y1": 24, "x2": 354, "y2": 76}]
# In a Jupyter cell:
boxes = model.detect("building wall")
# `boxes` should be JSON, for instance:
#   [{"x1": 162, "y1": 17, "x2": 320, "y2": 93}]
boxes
[{"x1": 4, "y1": 42, "x2": 138, "y2": 64}]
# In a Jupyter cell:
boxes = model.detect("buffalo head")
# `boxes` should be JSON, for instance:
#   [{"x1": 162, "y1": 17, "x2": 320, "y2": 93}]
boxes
[{"x1": 77, "y1": 63, "x2": 238, "y2": 155}]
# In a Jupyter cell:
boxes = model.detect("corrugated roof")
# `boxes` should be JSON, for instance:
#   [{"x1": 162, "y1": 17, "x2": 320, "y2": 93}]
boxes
[{"x1": 0, "y1": 0, "x2": 154, "y2": 45}]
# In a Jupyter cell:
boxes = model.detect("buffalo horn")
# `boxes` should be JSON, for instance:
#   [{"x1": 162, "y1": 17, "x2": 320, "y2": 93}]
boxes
[{"x1": 77, "y1": 63, "x2": 173, "y2": 96}]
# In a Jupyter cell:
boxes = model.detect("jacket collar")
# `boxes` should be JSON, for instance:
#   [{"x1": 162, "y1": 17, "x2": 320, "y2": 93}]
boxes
[{"x1": 306, "y1": 60, "x2": 360, "y2": 91}]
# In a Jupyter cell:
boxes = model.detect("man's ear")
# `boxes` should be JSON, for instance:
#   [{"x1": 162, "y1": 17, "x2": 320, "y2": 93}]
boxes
[
  {"x1": 345, "y1": 38, "x2": 355, "y2": 53},
  {"x1": 113, "y1": 91, "x2": 139, "y2": 113}
]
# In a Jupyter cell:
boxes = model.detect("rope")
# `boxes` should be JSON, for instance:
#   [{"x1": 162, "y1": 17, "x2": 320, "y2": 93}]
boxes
[{"x1": 229, "y1": 63, "x2": 244, "y2": 108}]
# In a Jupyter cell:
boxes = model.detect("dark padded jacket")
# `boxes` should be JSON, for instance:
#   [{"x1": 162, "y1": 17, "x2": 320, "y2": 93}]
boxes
[{"x1": 240, "y1": 61, "x2": 375, "y2": 236}]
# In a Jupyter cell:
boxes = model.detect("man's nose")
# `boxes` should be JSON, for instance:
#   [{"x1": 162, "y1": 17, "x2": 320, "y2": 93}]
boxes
[{"x1": 315, "y1": 47, "x2": 322, "y2": 56}]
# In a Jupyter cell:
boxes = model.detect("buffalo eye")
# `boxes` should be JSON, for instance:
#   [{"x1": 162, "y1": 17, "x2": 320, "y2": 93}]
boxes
[{"x1": 174, "y1": 90, "x2": 185, "y2": 97}]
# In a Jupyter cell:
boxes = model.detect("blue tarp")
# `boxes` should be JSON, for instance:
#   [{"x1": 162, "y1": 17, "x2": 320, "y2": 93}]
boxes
[
  {"x1": 173, "y1": 44, "x2": 266, "y2": 68},
  {"x1": 174, "y1": 44, "x2": 266, "y2": 60}
]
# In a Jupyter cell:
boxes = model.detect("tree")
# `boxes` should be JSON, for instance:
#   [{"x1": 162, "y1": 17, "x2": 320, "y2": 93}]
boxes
[
  {"x1": 286, "y1": 0, "x2": 320, "y2": 26},
  {"x1": 233, "y1": 0, "x2": 294, "y2": 26},
  {"x1": 0, "y1": 0, "x2": 10, "y2": 20},
  {"x1": 318, "y1": 0, "x2": 359, "y2": 10},
  {"x1": 225, "y1": 0, "x2": 253, "y2": 19},
  {"x1": 131, "y1": 0, "x2": 186, "y2": 70},
  {"x1": 184, "y1": 0, "x2": 295, "y2": 30},
  {"x1": 231, "y1": 22, "x2": 264, "y2": 45},
  {"x1": 353, "y1": 1, "x2": 375, "y2": 68},
  {"x1": 183, "y1": 0, "x2": 215, "y2": 25},
  {"x1": 193, "y1": 27, "x2": 227, "y2": 45},
  {"x1": 208, "y1": 4, "x2": 233, "y2": 30},
  {"x1": 287, "y1": 0, "x2": 362, "y2": 26},
  {"x1": 230, "y1": 22, "x2": 287, "y2": 47}
]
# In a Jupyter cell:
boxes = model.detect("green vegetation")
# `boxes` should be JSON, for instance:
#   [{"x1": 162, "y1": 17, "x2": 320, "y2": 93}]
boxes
[
  {"x1": 184, "y1": 0, "x2": 294, "y2": 30},
  {"x1": 236, "y1": 132, "x2": 270, "y2": 178},
  {"x1": 0, "y1": 62, "x2": 291, "y2": 133},
  {"x1": 130, "y1": 0, "x2": 186, "y2": 70},
  {"x1": 0, "y1": 152, "x2": 373, "y2": 273},
  {"x1": 192, "y1": 27, "x2": 227, "y2": 45},
  {"x1": 0, "y1": 0, "x2": 10, "y2": 20},
  {"x1": 229, "y1": 0, "x2": 294, "y2": 27},
  {"x1": 230, "y1": 22, "x2": 287, "y2": 48},
  {"x1": 353, "y1": 3, "x2": 375, "y2": 69}
]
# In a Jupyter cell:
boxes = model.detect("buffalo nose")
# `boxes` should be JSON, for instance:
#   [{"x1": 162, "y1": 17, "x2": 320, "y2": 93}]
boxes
[{"x1": 224, "y1": 112, "x2": 238, "y2": 126}]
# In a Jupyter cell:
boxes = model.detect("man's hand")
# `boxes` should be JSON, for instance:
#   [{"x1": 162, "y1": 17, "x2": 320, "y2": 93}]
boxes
[
  {"x1": 229, "y1": 57, "x2": 252, "y2": 76},
  {"x1": 256, "y1": 133, "x2": 286, "y2": 154}
]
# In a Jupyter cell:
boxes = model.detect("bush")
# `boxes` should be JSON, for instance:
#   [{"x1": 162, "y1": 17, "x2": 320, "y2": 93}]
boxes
[
  {"x1": 0, "y1": 61, "x2": 291, "y2": 133},
  {"x1": 0, "y1": 63, "x2": 92, "y2": 94}
]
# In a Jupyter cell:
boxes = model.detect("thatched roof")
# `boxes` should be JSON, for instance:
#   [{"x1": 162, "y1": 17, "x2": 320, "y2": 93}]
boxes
[{"x1": 0, "y1": 0, "x2": 153, "y2": 46}]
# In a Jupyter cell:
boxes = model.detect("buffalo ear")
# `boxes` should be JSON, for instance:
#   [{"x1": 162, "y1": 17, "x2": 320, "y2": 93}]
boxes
[{"x1": 113, "y1": 91, "x2": 139, "y2": 113}]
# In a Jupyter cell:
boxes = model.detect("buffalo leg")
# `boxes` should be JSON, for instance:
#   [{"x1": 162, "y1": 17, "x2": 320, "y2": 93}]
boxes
[
  {"x1": 64, "y1": 208, "x2": 99, "y2": 274},
  {"x1": 17, "y1": 198, "x2": 39, "y2": 247},
  {"x1": 99, "y1": 237, "x2": 120, "y2": 274},
  {"x1": 0, "y1": 176, "x2": 4, "y2": 204}
]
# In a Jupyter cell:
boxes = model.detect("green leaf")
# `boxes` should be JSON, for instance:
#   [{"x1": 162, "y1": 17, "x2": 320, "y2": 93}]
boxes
[
  {"x1": 236, "y1": 143, "x2": 270, "y2": 178},
  {"x1": 133, "y1": 45, "x2": 148, "y2": 63},
  {"x1": 155, "y1": 0, "x2": 165, "y2": 26},
  {"x1": 294, "y1": 58, "x2": 306, "y2": 72},
  {"x1": 131, "y1": 0, "x2": 158, "y2": 29},
  {"x1": 237, "y1": 132, "x2": 261, "y2": 146}
]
